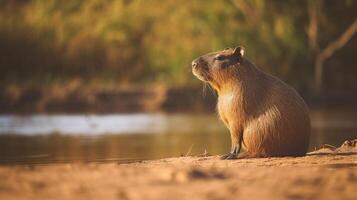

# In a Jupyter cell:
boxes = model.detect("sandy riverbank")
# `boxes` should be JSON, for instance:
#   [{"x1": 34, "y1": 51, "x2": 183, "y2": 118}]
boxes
[{"x1": 1, "y1": 148, "x2": 356, "y2": 200}]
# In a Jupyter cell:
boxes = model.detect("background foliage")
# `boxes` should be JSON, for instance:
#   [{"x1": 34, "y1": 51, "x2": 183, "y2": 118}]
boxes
[{"x1": 0, "y1": 0, "x2": 356, "y2": 91}]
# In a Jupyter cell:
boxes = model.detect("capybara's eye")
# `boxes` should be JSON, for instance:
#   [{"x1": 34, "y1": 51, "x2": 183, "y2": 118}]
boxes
[{"x1": 214, "y1": 55, "x2": 225, "y2": 61}]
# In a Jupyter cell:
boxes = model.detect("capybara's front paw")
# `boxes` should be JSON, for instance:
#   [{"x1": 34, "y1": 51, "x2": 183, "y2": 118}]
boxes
[{"x1": 220, "y1": 153, "x2": 238, "y2": 160}]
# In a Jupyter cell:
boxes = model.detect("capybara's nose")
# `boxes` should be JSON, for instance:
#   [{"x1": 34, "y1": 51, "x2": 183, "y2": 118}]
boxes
[{"x1": 192, "y1": 60, "x2": 198, "y2": 69}]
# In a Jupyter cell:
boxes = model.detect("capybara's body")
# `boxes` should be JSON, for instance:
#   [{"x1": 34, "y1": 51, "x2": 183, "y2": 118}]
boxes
[{"x1": 192, "y1": 47, "x2": 310, "y2": 158}]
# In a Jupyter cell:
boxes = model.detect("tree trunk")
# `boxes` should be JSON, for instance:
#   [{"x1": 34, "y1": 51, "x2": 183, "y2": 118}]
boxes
[{"x1": 313, "y1": 19, "x2": 357, "y2": 92}]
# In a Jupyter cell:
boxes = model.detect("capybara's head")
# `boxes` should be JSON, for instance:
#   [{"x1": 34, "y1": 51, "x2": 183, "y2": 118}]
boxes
[{"x1": 192, "y1": 46, "x2": 245, "y2": 89}]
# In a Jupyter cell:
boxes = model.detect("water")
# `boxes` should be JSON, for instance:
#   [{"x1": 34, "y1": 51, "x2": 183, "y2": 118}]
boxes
[{"x1": 0, "y1": 109, "x2": 356, "y2": 164}]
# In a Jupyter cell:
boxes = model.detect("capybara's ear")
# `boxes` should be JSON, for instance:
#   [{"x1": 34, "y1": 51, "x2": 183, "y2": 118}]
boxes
[{"x1": 233, "y1": 46, "x2": 244, "y2": 57}]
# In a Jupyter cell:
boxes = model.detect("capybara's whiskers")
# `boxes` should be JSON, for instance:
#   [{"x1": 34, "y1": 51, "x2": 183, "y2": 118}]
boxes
[
  {"x1": 206, "y1": 83, "x2": 216, "y2": 97},
  {"x1": 202, "y1": 83, "x2": 207, "y2": 98}
]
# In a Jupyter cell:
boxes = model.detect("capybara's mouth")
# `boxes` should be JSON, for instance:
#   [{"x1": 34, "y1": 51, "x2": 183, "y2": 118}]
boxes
[{"x1": 192, "y1": 68, "x2": 210, "y2": 82}]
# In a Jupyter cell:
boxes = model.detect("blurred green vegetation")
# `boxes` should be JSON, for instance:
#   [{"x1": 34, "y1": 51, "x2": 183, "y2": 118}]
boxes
[{"x1": 0, "y1": 0, "x2": 356, "y2": 91}]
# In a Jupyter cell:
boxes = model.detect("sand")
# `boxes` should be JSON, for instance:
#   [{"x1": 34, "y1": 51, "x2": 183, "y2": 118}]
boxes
[{"x1": 0, "y1": 145, "x2": 356, "y2": 200}]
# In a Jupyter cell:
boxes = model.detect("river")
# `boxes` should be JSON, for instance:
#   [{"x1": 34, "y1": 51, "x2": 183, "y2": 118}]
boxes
[{"x1": 0, "y1": 108, "x2": 356, "y2": 164}]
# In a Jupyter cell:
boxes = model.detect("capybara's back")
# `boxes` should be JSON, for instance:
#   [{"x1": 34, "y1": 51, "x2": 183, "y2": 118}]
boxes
[{"x1": 241, "y1": 70, "x2": 311, "y2": 157}]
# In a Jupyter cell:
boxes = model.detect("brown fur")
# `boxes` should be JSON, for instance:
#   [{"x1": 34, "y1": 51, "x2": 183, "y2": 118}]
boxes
[{"x1": 192, "y1": 47, "x2": 310, "y2": 157}]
